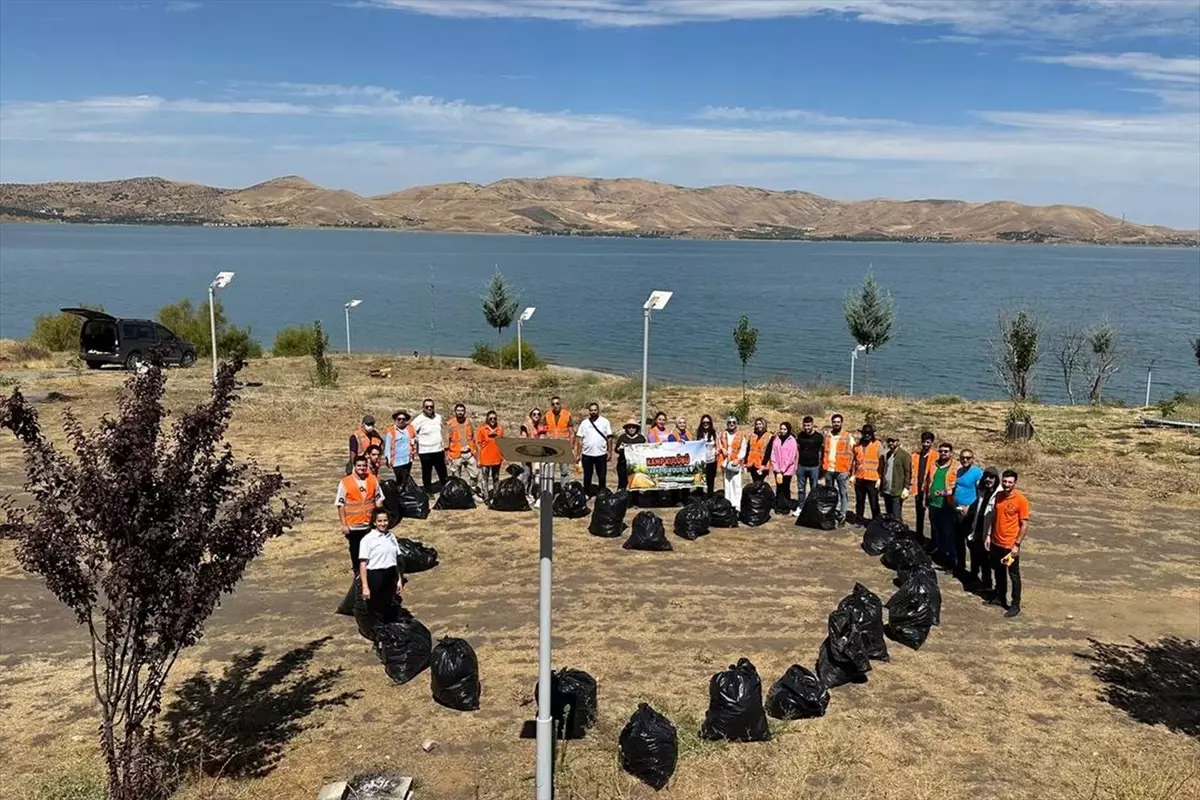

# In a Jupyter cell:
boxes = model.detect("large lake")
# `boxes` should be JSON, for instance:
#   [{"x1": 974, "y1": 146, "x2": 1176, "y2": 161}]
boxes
[{"x1": 1, "y1": 223, "x2": 1197, "y2": 402}]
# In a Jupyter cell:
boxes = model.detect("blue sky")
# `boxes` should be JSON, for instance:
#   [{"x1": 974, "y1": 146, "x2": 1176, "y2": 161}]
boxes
[{"x1": 1, "y1": 0, "x2": 1198, "y2": 226}]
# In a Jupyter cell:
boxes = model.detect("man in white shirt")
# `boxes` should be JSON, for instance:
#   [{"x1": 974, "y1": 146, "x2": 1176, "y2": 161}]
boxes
[
  {"x1": 574, "y1": 402, "x2": 613, "y2": 495},
  {"x1": 409, "y1": 398, "x2": 447, "y2": 493}
]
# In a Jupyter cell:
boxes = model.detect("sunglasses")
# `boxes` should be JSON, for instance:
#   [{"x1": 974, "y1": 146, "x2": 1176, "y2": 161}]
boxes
[{"x1": 960, "y1": 456, "x2": 974, "y2": 461}]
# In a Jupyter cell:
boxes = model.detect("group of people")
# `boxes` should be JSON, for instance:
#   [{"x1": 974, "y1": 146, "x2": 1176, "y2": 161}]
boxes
[{"x1": 335, "y1": 399, "x2": 1032, "y2": 618}]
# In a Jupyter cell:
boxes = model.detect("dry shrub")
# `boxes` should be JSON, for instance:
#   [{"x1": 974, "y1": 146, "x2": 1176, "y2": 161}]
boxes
[
  {"x1": 784, "y1": 398, "x2": 829, "y2": 420},
  {"x1": 0, "y1": 338, "x2": 52, "y2": 364}
]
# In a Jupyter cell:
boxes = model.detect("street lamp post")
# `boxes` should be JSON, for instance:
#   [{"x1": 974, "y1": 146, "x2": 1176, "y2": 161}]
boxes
[
  {"x1": 344, "y1": 299, "x2": 362, "y2": 354},
  {"x1": 849, "y1": 344, "x2": 867, "y2": 396},
  {"x1": 640, "y1": 291, "x2": 673, "y2": 428},
  {"x1": 208, "y1": 271, "x2": 235, "y2": 381},
  {"x1": 1144, "y1": 359, "x2": 1156, "y2": 409},
  {"x1": 518, "y1": 307, "x2": 536, "y2": 371}
]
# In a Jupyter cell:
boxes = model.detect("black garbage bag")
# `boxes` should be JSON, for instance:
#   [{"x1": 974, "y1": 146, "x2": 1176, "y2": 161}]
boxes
[
  {"x1": 381, "y1": 479, "x2": 402, "y2": 529},
  {"x1": 881, "y1": 536, "x2": 932, "y2": 572},
  {"x1": 553, "y1": 481, "x2": 590, "y2": 519},
  {"x1": 765, "y1": 664, "x2": 830, "y2": 720},
  {"x1": 739, "y1": 481, "x2": 774, "y2": 527},
  {"x1": 619, "y1": 703, "x2": 678, "y2": 790},
  {"x1": 434, "y1": 476, "x2": 476, "y2": 510},
  {"x1": 375, "y1": 609, "x2": 431, "y2": 684},
  {"x1": 795, "y1": 485, "x2": 839, "y2": 530},
  {"x1": 773, "y1": 485, "x2": 795, "y2": 514},
  {"x1": 394, "y1": 477, "x2": 430, "y2": 520},
  {"x1": 352, "y1": 578, "x2": 376, "y2": 641},
  {"x1": 827, "y1": 606, "x2": 872, "y2": 675},
  {"x1": 895, "y1": 563, "x2": 942, "y2": 625},
  {"x1": 395, "y1": 537, "x2": 439, "y2": 573},
  {"x1": 836, "y1": 582, "x2": 889, "y2": 662},
  {"x1": 673, "y1": 501, "x2": 711, "y2": 540},
  {"x1": 536, "y1": 668, "x2": 598, "y2": 740},
  {"x1": 885, "y1": 568, "x2": 940, "y2": 650},
  {"x1": 706, "y1": 495, "x2": 739, "y2": 528},
  {"x1": 589, "y1": 489, "x2": 629, "y2": 538},
  {"x1": 699, "y1": 658, "x2": 771, "y2": 742},
  {"x1": 816, "y1": 638, "x2": 868, "y2": 689},
  {"x1": 430, "y1": 637, "x2": 480, "y2": 711},
  {"x1": 624, "y1": 511, "x2": 673, "y2": 551},
  {"x1": 336, "y1": 580, "x2": 356, "y2": 616},
  {"x1": 862, "y1": 514, "x2": 906, "y2": 555},
  {"x1": 490, "y1": 475, "x2": 531, "y2": 512}
]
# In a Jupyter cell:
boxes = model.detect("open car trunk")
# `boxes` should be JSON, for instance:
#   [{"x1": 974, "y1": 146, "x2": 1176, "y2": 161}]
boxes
[{"x1": 61, "y1": 308, "x2": 119, "y2": 356}]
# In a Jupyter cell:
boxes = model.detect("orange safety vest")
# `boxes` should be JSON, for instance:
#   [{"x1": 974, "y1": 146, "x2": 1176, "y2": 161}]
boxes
[
  {"x1": 350, "y1": 427, "x2": 382, "y2": 458},
  {"x1": 647, "y1": 426, "x2": 670, "y2": 444},
  {"x1": 545, "y1": 409, "x2": 572, "y2": 440},
  {"x1": 910, "y1": 450, "x2": 936, "y2": 495},
  {"x1": 924, "y1": 459, "x2": 959, "y2": 499},
  {"x1": 340, "y1": 473, "x2": 380, "y2": 528},
  {"x1": 747, "y1": 432, "x2": 771, "y2": 469},
  {"x1": 475, "y1": 423, "x2": 505, "y2": 467},
  {"x1": 718, "y1": 431, "x2": 746, "y2": 469},
  {"x1": 446, "y1": 419, "x2": 475, "y2": 460},
  {"x1": 852, "y1": 440, "x2": 882, "y2": 481},
  {"x1": 822, "y1": 431, "x2": 853, "y2": 473}
]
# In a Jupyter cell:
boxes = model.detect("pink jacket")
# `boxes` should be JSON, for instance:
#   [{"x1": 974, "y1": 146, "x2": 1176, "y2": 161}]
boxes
[{"x1": 770, "y1": 435, "x2": 798, "y2": 476}]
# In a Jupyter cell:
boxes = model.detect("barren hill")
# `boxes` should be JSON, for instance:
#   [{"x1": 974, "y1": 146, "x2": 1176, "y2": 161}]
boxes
[{"x1": 2, "y1": 175, "x2": 1194, "y2": 245}]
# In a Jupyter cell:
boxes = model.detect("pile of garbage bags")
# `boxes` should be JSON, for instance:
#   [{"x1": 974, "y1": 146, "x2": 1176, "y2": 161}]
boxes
[
  {"x1": 795, "y1": 485, "x2": 840, "y2": 530},
  {"x1": 552, "y1": 481, "x2": 590, "y2": 519},
  {"x1": 624, "y1": 511, "x2": 673, "y2": 551},
  {"x1": 433, "y1": 477, "x2": 475, "y2": 510},
  {"x1": 739, "y1": 481, "x2": 774, "y2": 527}
]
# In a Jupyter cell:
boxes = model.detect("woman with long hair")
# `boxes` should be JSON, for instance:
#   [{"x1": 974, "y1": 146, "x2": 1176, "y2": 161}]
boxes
[
  {"x1": 695, "y1": 414, "x2": 718, "y2": 496},
  {"x1": 771, "y1": 421, "x2": 798, "y2": 511}
]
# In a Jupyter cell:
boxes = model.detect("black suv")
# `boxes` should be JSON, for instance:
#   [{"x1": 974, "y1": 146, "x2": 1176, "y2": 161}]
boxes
[{"x1": 62, "y1": 308, "x2": 198, "y2": 370}]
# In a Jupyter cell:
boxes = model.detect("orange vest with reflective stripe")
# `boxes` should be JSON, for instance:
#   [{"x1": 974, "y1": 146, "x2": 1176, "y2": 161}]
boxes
[
  {"x1": 718, "y1": 431, "x2": 746, "y2": 469},
  {"x1": 822, "y1": 431, "x2": 853, "y2": 473},
  {"x1": 545, "y1": 409, "x2": 572, "y2": 439},
  {"x1": 853, "y1": 440, "x2": 882, "y2": 481},
  {"x1": 446, "y1": 419, "x2": 475, "y2": 459},
  {"x1": 351, "y1": 427, "x2": 381, "y2": 458},
  {"x1": 747, "y1": 432, "x2": 770, "y2": 469},
  {"x1": 340, "y1": 474, "x2": 380, "y2": 528}
]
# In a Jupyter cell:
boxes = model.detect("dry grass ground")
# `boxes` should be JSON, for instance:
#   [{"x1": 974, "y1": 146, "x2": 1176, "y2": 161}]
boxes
[{"x1": 1, "y1": 355, "x2": 1198, "y2": 800}]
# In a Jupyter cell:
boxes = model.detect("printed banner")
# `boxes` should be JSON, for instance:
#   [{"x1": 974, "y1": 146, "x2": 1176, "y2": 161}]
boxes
[{"x1": 623, "y1": 441, "x2": 707, "y2": 491}]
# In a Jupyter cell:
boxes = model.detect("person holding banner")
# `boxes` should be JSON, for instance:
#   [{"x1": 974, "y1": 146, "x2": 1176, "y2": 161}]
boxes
[
  {"x1": 615, "y1": 419, "x2": 646, "y2": 492},
  {"x1": 696, "y1": 415, "x2": 719, "y2": 496},
  {"x1": 669, "y1": 417, "x2": 691, "y2": 443},
  {"x1": 718, "y1": 416, "x2": 749, "y2": 507},
  {"x1": 647, "y1": 411, "x2": 671, "y2": 443}
]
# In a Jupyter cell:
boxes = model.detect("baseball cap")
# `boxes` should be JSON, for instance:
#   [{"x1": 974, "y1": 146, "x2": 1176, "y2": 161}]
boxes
[{"x1": 362, "y1": 415, "x2": 376, "y2": 426}]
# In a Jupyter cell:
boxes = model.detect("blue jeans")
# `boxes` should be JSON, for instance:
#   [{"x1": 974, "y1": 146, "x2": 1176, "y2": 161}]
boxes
[
  {"x1": 796, "y1": 467, "x2": 820, "y2": 510},
  {"x1": 823, "y1": 471, "x2": 849, "y2": 520}
]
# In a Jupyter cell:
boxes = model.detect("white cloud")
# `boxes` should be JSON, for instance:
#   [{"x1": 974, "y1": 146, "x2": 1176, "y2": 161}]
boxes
[
  {"x1": 1029, "y1": 52, "x2": 1200, "y2": 84},
  {"x1": 165, "y1": 1, "x2": 202, "y2": 12},
  {"x1": 2, "y1": 83, "x2": 1197, "y2": 225},
  {"x1": 360, "y1": 0, "x2": 1200, "y2": 40}
]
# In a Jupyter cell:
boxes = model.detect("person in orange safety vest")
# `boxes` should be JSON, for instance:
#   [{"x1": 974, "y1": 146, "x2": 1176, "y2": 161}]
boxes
[
  {"x1": 851, "y1": 424, "x2": 883, "y2": 524},
  {"x1": 746, "y1": 417, "x2": 774, "y2": 484},
  {"x1": 445, "y1": 402, "x2": 481, "y2": 496},
  {"x1": 821, "y1": 413, "x2": 854, "y2": 525},
  {"x1": 544, "y1": 395, "x2": 574, "y2": 483},
  {"x1": 336, "y1": 454, "x2": 384, "y2": 574}
]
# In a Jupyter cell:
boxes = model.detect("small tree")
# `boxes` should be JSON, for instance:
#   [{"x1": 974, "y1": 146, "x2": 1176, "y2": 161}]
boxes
[
  {"x1": 844, "y1": 272, "x2": 894, "y2": 390},
  {"x1": 1054, "y1": 325, "x2": 1087, "y2": 405},
  {"x1": 732, "y1": 315, "x2": 759, "y2": 402},
  {"x1": 30, "y1": 305, "x2": 105, "y2": 352},
  {"x1": 1086, "y1": 322, "x2": 1120, "y2": 404},
  {"x1": 992, "y1": 310, "x2": 1041, "y2": 402},
  {"x1": 480, "y1": 270, "x2": 519, "y2": 358},
  {"x1": 272, "y1": 323, "x2": 319, "y2": 357},
  {"x1": 0, "y1": 363, "x2": 303, "y2": 800},
  {"x1": 157, "y1": 298, "x2": 263, "y2": 360},
  {"x1": 309, "y1": 320, "x2": 338, "y2": 388}
]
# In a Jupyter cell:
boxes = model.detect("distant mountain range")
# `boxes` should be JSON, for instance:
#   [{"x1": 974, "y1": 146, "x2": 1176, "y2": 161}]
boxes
[{"x1": 1, "y1": 175, "x2": 1195, "y2": 245}]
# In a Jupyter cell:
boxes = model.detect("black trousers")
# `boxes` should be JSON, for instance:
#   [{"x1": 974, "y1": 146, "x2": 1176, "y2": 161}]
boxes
[
  {"x1": 346, "y1": 528, "x2": 369, "y2": 574},
  {"x1": 914, "y1": 494, "x2": 928, "y2": 539},
  {"x1": 705, "y1": 462, "x2": 717, "y2": 496},
  {"x1": 418, "y1": 451, "x2": 447, "y2": 492},
  {"x1": 883, "y1": 493, "x2": 904, "y2": 523},
  {"x1": 582, "y1": 454, "x2": 608, "y2": 494},
  {"x1": 990, "y1": 546, "x2": 1022, "y2": 607},
  {"x1": 748, "y1": 467, "x2": 769, "y2": 484},
  {"x1": 854, "y1": 478, "x2": 881, "y2": 522},
  {"x1": 365, "y1": 566, "x2": 400, "y2": 624},
  {"x1": 954, "y1": 511, "x2": 971, "y2": 574},
  {"x1": 392, "y1": 463, "x2": 412, "y2": 486},
  {"x1": 777, "y1": 475, "x2": 793, "y2": 509},
  {"x1": 616, "y1": 456, "x2": 630, "y2": 491},
  {"x1": 969, "y1": 531, "x2": 993, "y2": 588}
]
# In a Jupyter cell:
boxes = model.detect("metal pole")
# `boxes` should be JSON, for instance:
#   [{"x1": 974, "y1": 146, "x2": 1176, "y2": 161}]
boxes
[
  {"x1": 345, "y1": 306, "x2": 352, "y2": 355},
  {"x1": 518, "y1": 320, "x2": 524, "y2": 372},
  {"x1": 640, "y1": 308, "x2": 651, "y2": 427},
  {"x1": 1144, "y1": 367, "x2": 1152, "y2": 409},
  {"x1": 535, "y1": 463, "x2": 555, "y2": 800},
  {"x1": 849, "y1": 350, "x2": 857, "y2": 396},
  {"x1": 208, "y1": 285, "x2": 219, "y2": 382}
]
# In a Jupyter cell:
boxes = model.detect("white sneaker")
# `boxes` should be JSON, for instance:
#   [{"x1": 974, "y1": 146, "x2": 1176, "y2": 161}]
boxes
[{"x1": 791, "y1": 508, "x2": 801, "y2": 517}]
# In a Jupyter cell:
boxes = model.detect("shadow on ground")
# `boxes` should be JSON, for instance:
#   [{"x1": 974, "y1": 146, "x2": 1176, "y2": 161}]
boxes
[
  {"x1": 1078, "y1": 637, "x2": 1200, "y2": 738},
  {"x1": 161, "y1": 636, "x2": 362, "y2": 780}
]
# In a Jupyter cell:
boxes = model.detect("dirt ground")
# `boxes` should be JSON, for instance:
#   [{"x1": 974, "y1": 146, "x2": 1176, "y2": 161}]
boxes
[{"x1": 1, "y1": 356, "x2": 1198, "y2": 800}]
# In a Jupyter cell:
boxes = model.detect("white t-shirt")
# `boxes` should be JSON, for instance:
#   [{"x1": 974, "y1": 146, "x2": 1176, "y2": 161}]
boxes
[
  {"x1": 359, "y1": 529, "x2": 401, "y2": 570},
  {"x1": 577, "y1": 415, "x2": 612, "y2": 457},
  {"x1": 410, "y1": 412, "x2": 444, "y2": 454}
]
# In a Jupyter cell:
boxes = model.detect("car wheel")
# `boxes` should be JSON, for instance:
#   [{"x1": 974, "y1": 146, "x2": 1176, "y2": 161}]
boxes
[
  {"x1": 125, "y1": 351, "x2": 143, "y2": 370},
  {"x1": 85, "y1": 360, "x2": 103, "y2": 370},
  {"x1": 180, "y1": 351, "x2": 196, "y2": 368}
]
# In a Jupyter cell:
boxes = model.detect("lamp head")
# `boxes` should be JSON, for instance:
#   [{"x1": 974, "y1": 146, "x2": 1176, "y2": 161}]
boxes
[
  {"x1": 211, "y1": 271, "x2": 235, "y2": 289},
  {"x1": 644, "y1": 290, "x2": 673, "y2": 311},
  {"x1": 520, "y1": 307, "x2": 536, "y2": 322},
  {"x1": 345, "y1": 299, "x2": 362, "y2": 309}
]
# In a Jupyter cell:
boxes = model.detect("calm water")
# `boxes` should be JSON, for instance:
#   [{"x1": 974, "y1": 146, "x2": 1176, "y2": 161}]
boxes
[{"x1": 1, "y1": 223, "x2": 1197, "y2": 403}]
